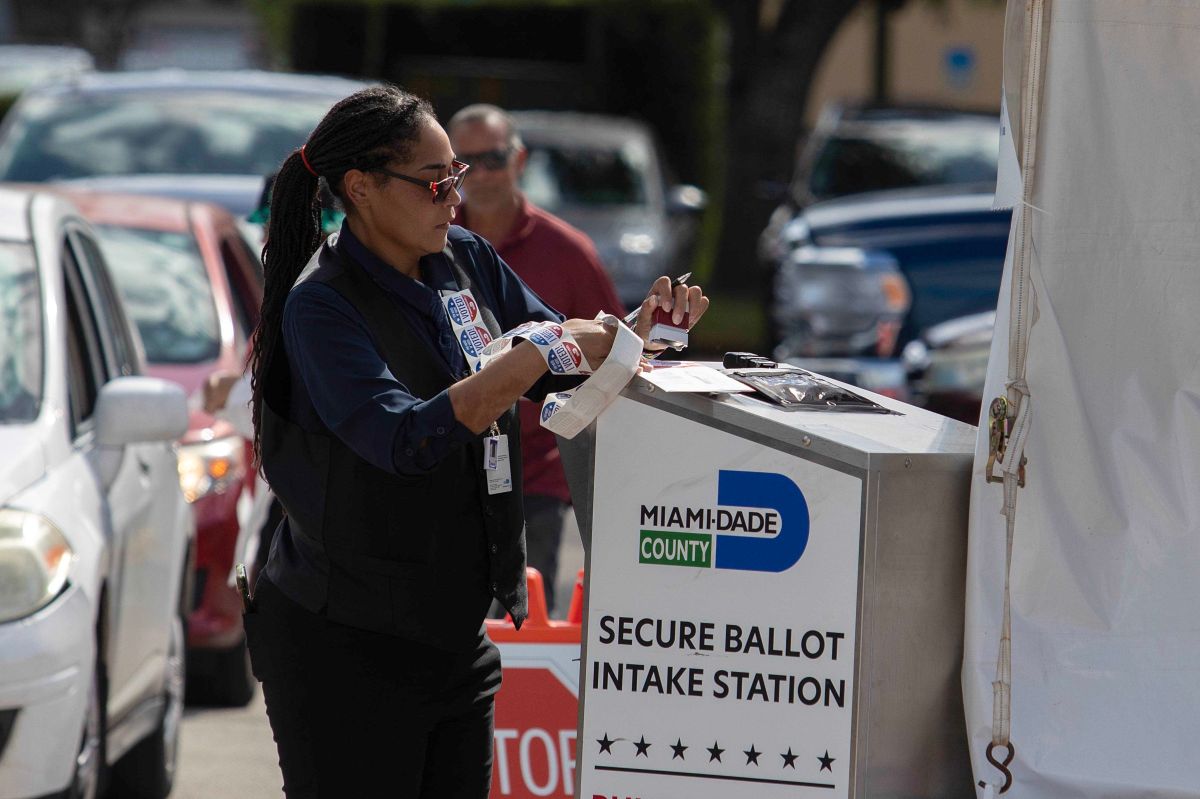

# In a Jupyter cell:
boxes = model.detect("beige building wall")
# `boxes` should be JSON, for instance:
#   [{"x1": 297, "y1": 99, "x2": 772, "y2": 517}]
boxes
[{"x1": 807, "y1": 0, "x2": 1007, "y2": 127}]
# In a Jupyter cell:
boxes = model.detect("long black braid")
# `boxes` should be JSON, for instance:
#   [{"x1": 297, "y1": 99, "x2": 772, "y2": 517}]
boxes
[{"x1": 249, "y1": 85, "x2": 435, "y2": 466}]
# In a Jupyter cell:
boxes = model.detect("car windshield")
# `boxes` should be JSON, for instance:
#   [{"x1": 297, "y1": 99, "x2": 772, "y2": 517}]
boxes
[
  {"x1": 93, "y1": 225, "x2": 220, "y2": 364},
  {"x1": 521, "y1": 140, "x2": 650, "y2": 211},
  {"x1": 0, "y1": 243, "x2": 42, "y2": 423},
  {"x1": 0, "y1": 91, "x2": 336, "y2": 181},
  {"x1": 807, "y1": 119, "x2": 999, "y2": 201}
]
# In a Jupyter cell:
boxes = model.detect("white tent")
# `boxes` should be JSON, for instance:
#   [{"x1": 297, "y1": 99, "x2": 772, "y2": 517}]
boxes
[{"x1": 964, "y1": 1, "x2": 1200, "y2": 796}]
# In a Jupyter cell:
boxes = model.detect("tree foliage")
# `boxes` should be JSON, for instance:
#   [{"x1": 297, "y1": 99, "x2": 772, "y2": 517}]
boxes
[{"x1": 710, "y1": 0, "x2": 864, "y2": 288}]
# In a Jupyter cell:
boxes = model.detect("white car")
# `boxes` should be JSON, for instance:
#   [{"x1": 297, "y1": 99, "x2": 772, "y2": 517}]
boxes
[{"x1": 0, "y1": 187, "x2": 193, "y2": 799}]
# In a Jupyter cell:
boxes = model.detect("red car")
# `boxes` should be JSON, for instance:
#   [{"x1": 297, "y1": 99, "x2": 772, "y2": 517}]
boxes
[{"x1": 65, "y1": 189, "x2": 265, "y2": 705}]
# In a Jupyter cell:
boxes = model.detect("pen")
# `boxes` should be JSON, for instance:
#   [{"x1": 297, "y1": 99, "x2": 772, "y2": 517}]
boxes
[{"x1": 623, "y1": 272, "x2": 692, "y2": 327}]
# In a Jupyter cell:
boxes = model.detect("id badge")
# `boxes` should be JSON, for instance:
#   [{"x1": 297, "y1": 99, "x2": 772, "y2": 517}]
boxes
[{"x1": 485, "y1": 434, "x2": 513, "y2": 494}]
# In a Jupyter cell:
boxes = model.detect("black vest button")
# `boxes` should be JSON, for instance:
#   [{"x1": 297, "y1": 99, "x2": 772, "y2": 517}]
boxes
[
  {"x1": 436, "y1": 426, "x2": 446, "y2": 435},
  {"x1": 491, "y1": 582, "x2": 499, "y2": 593},
  {"x1": 490, "y1": 543, "x2": 498, "y2": 554}
]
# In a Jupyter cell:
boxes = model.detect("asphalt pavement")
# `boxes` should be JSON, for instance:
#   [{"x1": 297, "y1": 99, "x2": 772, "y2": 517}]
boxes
[
  {"x1": 171, "y1": 513, "x2": 586, "y2": 796},
  {"x1": 174, "y1": 691, "x2": 281, "y2": 799}
]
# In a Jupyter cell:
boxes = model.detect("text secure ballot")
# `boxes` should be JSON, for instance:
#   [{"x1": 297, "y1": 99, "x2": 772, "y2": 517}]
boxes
[{"x1": 592, "y1": 616, "x2": 848, "y2": 707}]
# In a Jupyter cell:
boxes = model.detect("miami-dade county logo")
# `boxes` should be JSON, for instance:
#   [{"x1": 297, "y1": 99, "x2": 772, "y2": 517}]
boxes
[
  {"x1": 445, "y1": 293, "x2": 478, "y2": 326},
  {"x1": 638, "y1": 470, "x2": 809, "y2": 573},
  {"x1": 546, "y1": 341, "x2": 583, "y2": 374},
  {"x1": 526, "y1": 324, "x2": 563, "y2": 347},
  {"x1": 459, "y1": 325, "x2": 492, "y2": 356}
]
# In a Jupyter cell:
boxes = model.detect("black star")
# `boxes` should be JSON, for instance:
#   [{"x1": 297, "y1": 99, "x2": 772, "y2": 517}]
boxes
[
  {"x1": 596, "y1": 734, "x2": 615, "y2": 755},
  {"x1": 706, "y1": 741, "x2": 725, "y2": 762},
  {"x1": 781, "y1": 747, "x2": 798, "y2": 769},
  {"x1": 633, "y1": 735, "x2": 652, "y2": 757},
  {"x1": 818, "y1": 750, "x2": 836, "y2": 772},
  {"x1": 670, "y1": 738, "x2": 688, "y2": 760},
  {"x1": 744, "y1": 744, "x2": 761, "y2": 765}
]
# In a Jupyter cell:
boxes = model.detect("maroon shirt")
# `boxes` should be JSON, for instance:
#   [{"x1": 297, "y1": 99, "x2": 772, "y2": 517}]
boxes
[{"x1": 459, "y1": 197, "x2": 624, "y2": 503}]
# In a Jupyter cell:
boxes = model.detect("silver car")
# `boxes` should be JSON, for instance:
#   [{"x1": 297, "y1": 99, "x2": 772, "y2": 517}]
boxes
[{"x1": 512, "y1": 111, "x2": 706, "y2": 310}]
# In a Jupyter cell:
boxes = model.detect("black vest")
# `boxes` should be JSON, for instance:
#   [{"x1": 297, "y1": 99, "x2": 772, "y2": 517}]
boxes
[{"x1": 260, "y1": 236, "x2": 528, "y2": 652}]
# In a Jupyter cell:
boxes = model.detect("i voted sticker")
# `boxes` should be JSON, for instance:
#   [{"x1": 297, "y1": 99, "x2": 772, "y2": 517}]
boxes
[
  {"x1": 541, "y1": 401, "x2": 559, "y2": 422},
  {"x1": 527, "y1": 325, "x2": 562, "y2": 347},
  {"x1": 445, "y1": 292, "x2": 479, "y2": 326},
  {"x1": 459, "y1": 326, "x2": 492, "y2": 357},
  {"x1": 501, "y1": 321, "x2": 540, "y2": 340},
  {"x1": 473, "y1": 317, "x2": 591, "y2": 376}
]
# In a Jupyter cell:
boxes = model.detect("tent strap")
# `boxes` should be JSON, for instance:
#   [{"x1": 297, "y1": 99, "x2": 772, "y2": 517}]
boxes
[{"x1": 980, "y1": 0, "x2": 1050, "y2": 794}]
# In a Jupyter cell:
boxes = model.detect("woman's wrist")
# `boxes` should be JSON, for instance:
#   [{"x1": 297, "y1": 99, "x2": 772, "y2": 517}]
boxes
[{"x1": 449, "y1": 339, "x2": 548, "y2": 434}]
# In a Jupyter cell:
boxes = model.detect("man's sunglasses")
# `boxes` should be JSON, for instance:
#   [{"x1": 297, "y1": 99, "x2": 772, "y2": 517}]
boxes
[
  {"x1": 459, "y1": 148, "x2": 513, "y2": 171},
  {"x1": 374, "y1": 159, "x2": 470, "y2": 204}
]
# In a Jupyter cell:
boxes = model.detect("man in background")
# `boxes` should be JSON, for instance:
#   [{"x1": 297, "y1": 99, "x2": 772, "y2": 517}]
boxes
[{"x1": 449, "y1": 104, "x2": 623, "y2": 614}]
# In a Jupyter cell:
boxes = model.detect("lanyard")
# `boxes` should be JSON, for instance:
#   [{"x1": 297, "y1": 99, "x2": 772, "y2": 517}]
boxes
[{"x1": 439, "y1": 286, "x2": 511, "y2": 493}]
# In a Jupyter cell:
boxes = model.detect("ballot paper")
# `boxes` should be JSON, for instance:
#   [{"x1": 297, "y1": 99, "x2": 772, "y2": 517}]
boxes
[
  {"x1": 636, "y1": 361, "x2": 753, "y2": 393},
  {"x1": 538, "y1": 315, "x2": 643, "y2": 439}
]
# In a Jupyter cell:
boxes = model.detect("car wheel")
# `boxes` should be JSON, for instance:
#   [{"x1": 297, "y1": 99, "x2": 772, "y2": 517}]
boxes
[
  {"x1": 110, "y1": 611, "x2": 185, "y2": 798},
  {"x1": 58, "y1": 654, "x2": 106, "y2": 799}
]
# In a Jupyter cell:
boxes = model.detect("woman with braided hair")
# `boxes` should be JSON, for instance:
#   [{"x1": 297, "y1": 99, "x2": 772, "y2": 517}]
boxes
[{"x1": 243, "y1": 85, "x2": 707, "y2": 797}]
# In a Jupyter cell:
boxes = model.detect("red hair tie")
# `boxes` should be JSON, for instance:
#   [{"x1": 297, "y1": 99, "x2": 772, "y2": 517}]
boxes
[{"x1": 299, "y1": 145, "x2": 318, "y2": 177}]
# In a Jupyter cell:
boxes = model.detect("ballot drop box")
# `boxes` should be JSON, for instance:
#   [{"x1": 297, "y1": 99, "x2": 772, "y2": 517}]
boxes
[{"x1": 559, "y1": 377, "x2": 977, "y2": 799}]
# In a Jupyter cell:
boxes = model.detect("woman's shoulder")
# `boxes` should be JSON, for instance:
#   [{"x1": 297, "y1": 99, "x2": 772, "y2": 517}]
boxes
[
  {"x1": 446, "y1": 224, "x2": 491, "y2": 256},
  {"x1": 283, "y1": 279, "x2": 363, "y2": 329},
  {"x1": 446, "y1": 224, "x2": 503, "y2": 279}
]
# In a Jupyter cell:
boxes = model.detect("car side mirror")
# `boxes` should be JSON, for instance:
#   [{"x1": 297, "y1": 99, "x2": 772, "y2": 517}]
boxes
[
  {"x1": 666, "y1": 184, "x2": 707, "y2": 215},
  {"x1": 95, "y1": 377, "x2": 189, "y2": 447}
]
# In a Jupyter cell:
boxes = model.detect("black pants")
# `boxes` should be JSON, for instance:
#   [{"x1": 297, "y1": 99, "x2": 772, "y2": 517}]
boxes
[{"x1": 244, "y1": 575, "x2": 501, "y2": 798}]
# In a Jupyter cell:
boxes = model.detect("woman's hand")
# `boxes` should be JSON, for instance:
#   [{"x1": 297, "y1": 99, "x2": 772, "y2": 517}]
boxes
[
  {"x1": 631, "y1": 276, "x2": 710, "y2": 346},
  {"x1": 563, "y1": 317, "x2": 616, "y2": 369}
]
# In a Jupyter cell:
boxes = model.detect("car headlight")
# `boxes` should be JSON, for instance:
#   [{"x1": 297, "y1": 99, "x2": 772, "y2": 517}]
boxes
[
  {"x1": 922, "y1": 345, "x2": 991, "y2": 392},
  {"x1": 601, "y1": 232, "x2": 661, "y2": 282},
  {"x1": 0, "y1": 509, "x2": 73, "y2": 623},
  {"x1": 619, "y1": 231, "x2": 656, "y2": 255},
  {"x1": 774, "y1": 246, "x2": 911, "y2": 357},
  {"x1": 902, "y1": 339, "x2": 931, "y2": 373},
  {"x1": 177, "y1": 435, "x2": 246, "y2": 503}
]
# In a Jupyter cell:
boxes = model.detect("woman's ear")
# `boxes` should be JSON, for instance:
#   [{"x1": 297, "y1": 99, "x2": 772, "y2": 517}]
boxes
[{"x1": 341, "y1": 169, "x2": 371, "y2": 210}]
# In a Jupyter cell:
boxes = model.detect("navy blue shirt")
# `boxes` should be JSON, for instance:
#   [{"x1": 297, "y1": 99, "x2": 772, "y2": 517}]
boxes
[{"x1": 281, "y1": 223, "x2": 567, "y2": 476}]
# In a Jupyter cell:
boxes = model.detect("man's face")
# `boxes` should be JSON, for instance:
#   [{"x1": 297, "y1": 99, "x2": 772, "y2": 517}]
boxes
[{"x1": 449, "y1": 118, "x2": 526, "y2": 208}]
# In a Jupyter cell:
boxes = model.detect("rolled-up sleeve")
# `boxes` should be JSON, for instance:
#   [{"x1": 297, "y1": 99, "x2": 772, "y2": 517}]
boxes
[{"x1": 283, "y1": 283, "x2": 475, "y2": 476}]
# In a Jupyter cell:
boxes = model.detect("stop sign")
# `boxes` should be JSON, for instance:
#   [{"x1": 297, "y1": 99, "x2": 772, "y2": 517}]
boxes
[{"x1": 492, "y1": 662, "x2": 580, "y2": 798}]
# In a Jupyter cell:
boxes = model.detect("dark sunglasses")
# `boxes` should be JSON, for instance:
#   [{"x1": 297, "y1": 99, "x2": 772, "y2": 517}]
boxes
[
  {"x1": 459, "y1": 148, "x2": 513, "y2": 171},
  {"x1": 374, "y1": 159, "x2": 470, "y2": 204}
]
